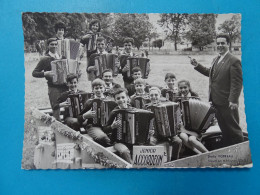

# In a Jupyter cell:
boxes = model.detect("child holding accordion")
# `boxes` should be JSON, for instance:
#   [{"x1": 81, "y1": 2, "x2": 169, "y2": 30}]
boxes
[
  {"x1": 80, "y1": 19, "x2": 102, "y2": 59},
  {"x1": 118, "y1": 37, "x2": 138, "y2": 88},
  {"x1": 130, "y1": 78, "x2": 150, "y2": 108},
  {"x1": 161, "y1": 73, "x2": 178, "y2": 102},
  {"x1": 77, "y1": 79, "x2": 111, "y2": 147},
  {"x1": 54, "y1": 73, "x2": 84, "y2": 131},
  {"x1": 103, "y1": 88, "x2": 134, "y2": 163},
  {"x1": 146, "y1": 87, "x2": 183, "y2": 161},
  {"x1": 104, "y1": 88, "x2": 154, "y2": 164},
  {"x1": 87, "y1": 37, "x2": 108, "y2": 81},
  {"x1": 127, "y1": 67, "x2": 150, "y2": 97},
  {"x1": 177, "y1": 80, "x2": 200, "y2": 100},
  {"x1": 176, "y1": 80, "x2": 208, "y2": 154}
]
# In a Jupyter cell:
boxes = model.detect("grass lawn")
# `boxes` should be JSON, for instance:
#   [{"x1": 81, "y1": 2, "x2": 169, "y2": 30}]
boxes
[{"x1": 22, "y1": 52, "x2": 247, "y2": 169}]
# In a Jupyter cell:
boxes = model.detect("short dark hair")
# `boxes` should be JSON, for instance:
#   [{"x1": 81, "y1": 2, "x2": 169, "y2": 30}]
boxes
[
  {"x1": 216, "y1": 34, "x2": 230, "y2": 44},
  {"x1": 113, "y1": 88, "x2": 128, "y2": 98},
  {"x1": 97, "y1": 37, "x2": 106, "y2": 42},
  {"x1": 92, "y1": 78, "x2": 105, "y2": 89},
  {"x1": 102, "y1": 69, "x2": 113, "y2": 77},
  {"x1": 178, "y1": 79, "x2": 191, "y2": 88},
  {"x1": 55, "y1": 22, "x2": 66, "y2": 33},
  {"x1": 132, "y1": 67, "x2": 142, "y2": 73},
  {"x1": 66, "y1": 73, "x2": 78, "y2": 83},
  {"x1": 47, "y1": 38, "x2": 58, "y2": 45},
  {"x1": 89, "y1": 19, "x2": 101, "y2": 32},
  {"x1": 97, "y1": 36, "x2": 106, "y2": 43},
  {"x1": 165, "y1": 73, "x2": 176, "y2": 80},
  {"x1": 123, "y1": 37, "x2": 134, "y2": 45}
]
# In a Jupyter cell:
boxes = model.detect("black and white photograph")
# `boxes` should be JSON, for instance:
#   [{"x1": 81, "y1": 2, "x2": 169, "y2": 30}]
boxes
[{"x1": 22, "y1": 13, "x2": 252, "y2": 169}]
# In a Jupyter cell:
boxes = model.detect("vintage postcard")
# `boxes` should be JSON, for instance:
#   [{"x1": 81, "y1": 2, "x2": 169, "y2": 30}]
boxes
[{"x1": 22, "y1": 13, "x2": 252, "y2": 169}]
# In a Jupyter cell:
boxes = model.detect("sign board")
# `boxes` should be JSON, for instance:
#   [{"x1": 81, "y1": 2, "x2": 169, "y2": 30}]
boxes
[
  {"x1": 132, "y1": 146, "x2": 164, "y2": 168},
  {"x1": 56, "y1": 143, "x2": 76, "y2": 163}
]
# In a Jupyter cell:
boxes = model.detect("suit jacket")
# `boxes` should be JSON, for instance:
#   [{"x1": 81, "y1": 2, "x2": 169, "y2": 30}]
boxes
[{"x1": 194, "y1": 52, "x2": 242, "y2": 106}]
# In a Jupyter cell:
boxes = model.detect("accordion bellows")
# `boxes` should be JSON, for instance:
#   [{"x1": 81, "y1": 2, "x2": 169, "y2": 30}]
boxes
[
  {"x1": 113, "y1": 108, "x2": 153, "y2": 145},
  {"x1": 51, "y1": 59, "x2": 79, "y2": 85},
  {"x1": 67, "y1": 93, "x2": 94, "y2": 118},
  {"x1": 126, "y1": 57, "x2": 150, "y2": 79},
  {"x1": 182, "y1": 99, "x2": 216, "y2": 133},
  {"x1": 57, "y1": 39, "x2": 80, "y2": 60},
  {"x1": 133, "y1": 96, "x2": 151, "y2": 109},
  {"x1": 150, "y1": 102, "x2": 182, "y2": 138},
  {"x1": 94, "y1": 53, "x2": 119, "y2": 77},
  {"x1": 92, "y1": 99, "x2": 118, "y2": 127}
]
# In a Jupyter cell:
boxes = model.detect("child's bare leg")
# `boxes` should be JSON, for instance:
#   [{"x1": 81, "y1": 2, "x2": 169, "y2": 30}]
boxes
[
  {"x1": 189, "y1": 136, "x2": 208, "y2": 153},
  {"x1": 179, "y1": 133, "x2": 201, "y2": 154},
  {"x1": 114, "y1": 143, "x2": 132, "y2": 164}
]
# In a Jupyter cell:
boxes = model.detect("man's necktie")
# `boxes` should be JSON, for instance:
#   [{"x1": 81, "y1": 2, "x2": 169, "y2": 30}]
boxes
[{"x1": 212, "y1": 55, "x2": 221, "y2": 77}]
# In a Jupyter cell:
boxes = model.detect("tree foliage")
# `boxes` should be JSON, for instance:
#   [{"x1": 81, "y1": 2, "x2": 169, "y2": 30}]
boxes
[
  {"x1": 152, "y1": 39, "x2": 163, "y2": 50},
  {"x1": 22, "y1": 13, "x2": 113, "y2": 45},
  {"x1": 111, "y1": 14, "x2": 153, "y2": 49},
  {"x1": 185, "y1": 14, "x2": 217, "y2": 51},
  {"x1": 147, "y1": 31, "x2": 159, "y2": 50},
  {"x1": 157, "y1": 13, "x2": 188, "y2": 51},
  {"x1": 218, "y1": 14, "x2": 241, "y2": 49}
]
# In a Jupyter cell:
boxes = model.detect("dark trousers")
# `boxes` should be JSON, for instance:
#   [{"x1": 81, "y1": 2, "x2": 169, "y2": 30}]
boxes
[
  {"x1": 170, "y1": 136, "x2": 183, "y2": 160},
  {"x1": 151, "y1": 135, "x2": 182, "y2": 161},
  {"x1": 215, "y1": 104, "x2": 244, "y2": 147},
  {"x1": 48, "y1": 85, "x2": 68, "y2": 121},
  {"x1": 65, "y1": 117, "x2": 81, "y2": 131}
]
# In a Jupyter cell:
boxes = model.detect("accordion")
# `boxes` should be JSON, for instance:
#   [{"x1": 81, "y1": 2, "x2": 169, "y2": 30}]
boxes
[
  {"x1": 84, "y1": 32, "x2": 104, "y2": 53},
  {"x1": 126, "y1": 57, "x2": 150, "y2": 79},
  {"x1": 94, "y1": 53, "x2": 119, "y2": 77},
  {"x1": 57, "y1": 39, "x2": 80, "y2": 60},
  {"x1": 51, "y1": 59, "x2": 80, "y2": 85},
  {"x1": 182, "y1": 99, "x2": 215, "y2": 133},
  {"x1": 67, "y1": 92, "x2": 94, "y2": 118},
  {"x1": 92, "y1": 99, "x2": 118, "y2": 127},
  {"x1": 86, "y1": 33, "x2": 97, "y2": 53},
  {"x1": 112, "y1": 108, "x2": 153, "y2": 145},
  {"x1": 163, "y1": 89, "x2": 178, "y2": 102},
  {"x1": 132, "y1": 96, "x2": 151, "y2": 109},
  {"x1": 148, "y1": 102, "x2": 182, "y2": 138}
]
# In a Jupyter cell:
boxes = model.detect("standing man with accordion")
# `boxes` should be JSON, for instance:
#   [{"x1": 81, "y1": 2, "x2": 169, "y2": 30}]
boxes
[
  {"x1": 32, "y1": 38, "x2": 68, "y2": 121},
  {"x1": 190, "y1": 34, "x2": 244, "y2": 147}
]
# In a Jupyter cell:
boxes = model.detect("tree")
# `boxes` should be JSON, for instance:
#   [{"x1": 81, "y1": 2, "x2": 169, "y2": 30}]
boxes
[
  {"x1": 185, "y1": 14, "x2": 216, "y2": 51},
  {"x1": 111, "y1": 14, "x2": 153, "y2": 49},
  {"x1": 22, "y1": 13, "x2": 113, "y2": 46},
  {"x1": 152, "y1": 39, "x2": 163, "y2": 50},
  {"x1": 218, "y1": 14, "x2": 241, "y2": 50},
  {"x1": 157, "y1": 13, "x2": 188, "y2": 51},
  {"x1": 22, "y1": 13, "x2": 37, "y2": 45},
  {"x1": 147, "y1": 31, "x2": 159, "y2": 51}
]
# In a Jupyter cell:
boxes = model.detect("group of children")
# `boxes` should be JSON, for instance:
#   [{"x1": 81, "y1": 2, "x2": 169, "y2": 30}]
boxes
[
  {"x1": 32, "y1": 20, "x2": 209, "y2": 164},
  {"x1": 51, "y1": 69, "x2": 208, "y2": 163}
]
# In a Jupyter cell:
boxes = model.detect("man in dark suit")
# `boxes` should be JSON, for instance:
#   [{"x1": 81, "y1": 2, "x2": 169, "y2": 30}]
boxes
[{"x1": 190, "y1": 34, "x2": 244, "y2": 147}]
